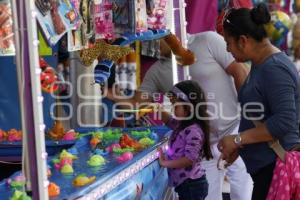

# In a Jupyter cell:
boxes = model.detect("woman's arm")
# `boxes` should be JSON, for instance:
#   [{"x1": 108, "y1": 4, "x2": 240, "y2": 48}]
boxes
[
  {"x1": 218, "y1": 123, "x2": 273, "y2": 161},
  {"x1": 240, "y1": 123, "x2": 273, "y2": 145}
]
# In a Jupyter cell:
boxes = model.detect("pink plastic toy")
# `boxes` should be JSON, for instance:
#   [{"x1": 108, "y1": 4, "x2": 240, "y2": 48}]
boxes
[
  {"x1": 116, "y1": 152, "x2": 133, "y2": 163},
  {"x1": 63, "y1": 129, "x2": 78, "y2": 140},
  {"x1": 7, "y1": 129, "x2": 22, "y2": 142},
  {"x1": 105, "y1": 143, "x2": 121, "y2": 153},
  {"x1": 54, "y1": 157, "x2": 73, "y2": 170}
]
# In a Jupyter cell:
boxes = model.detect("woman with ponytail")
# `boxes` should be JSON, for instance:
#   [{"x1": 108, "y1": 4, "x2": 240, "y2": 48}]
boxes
[{"x1": 218, "y1": 3, "x2": 300, "y2": 200}]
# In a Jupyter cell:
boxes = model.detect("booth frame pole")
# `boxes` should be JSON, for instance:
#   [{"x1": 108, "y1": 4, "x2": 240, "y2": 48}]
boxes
[{"x1": 12, "y1": 0, "x2": 49, "y2": 199}]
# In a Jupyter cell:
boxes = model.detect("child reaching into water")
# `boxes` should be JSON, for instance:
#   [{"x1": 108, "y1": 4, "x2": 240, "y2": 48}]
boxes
[{"x1": 157, "y1": 80, "x2": 212, "y2": 200}]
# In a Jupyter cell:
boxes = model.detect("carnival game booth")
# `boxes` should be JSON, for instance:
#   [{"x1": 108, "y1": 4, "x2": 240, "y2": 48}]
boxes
[
  {"x1": 0, "y1": 126, "x2": 172, "y2": 200},
  {"x1": 0, "y1": 0, "x2": 190, "y2": 199}
]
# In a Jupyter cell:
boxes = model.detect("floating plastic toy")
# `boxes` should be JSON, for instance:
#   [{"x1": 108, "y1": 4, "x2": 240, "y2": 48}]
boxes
[
  {"x1": 63, "y1": 129, "x2": 78, "y2": 140},
  {"x1": 87, "y1": 155, "x2": 105, "y2": 167},
  {"x1": 112, "y1": 147, "x2": 135, "y2": 155},
  {"x1": 105, "y1": 143, "x2": 121, "y2": 153},
  {"x1": 130, "y1": 129, "x2": 151, "y2": 138},
  {"x1": 139, "y1": 137, "x2": 155, "y2": 147},
  {"x1": 116, "y1": 152, "x2": 133, "y2": 163},
  {"x1": 10, "y1": 190, "x2": 31, "y2": 200},
  {"x1": 73, "y1": 174, "x2": 96, "y2": 187},
  {"x1": 48, "y1": 182, "x2": 60, "y2": 197},
  {"x1": 61, "y1": 163, "x2": 74, "y2": 174}
]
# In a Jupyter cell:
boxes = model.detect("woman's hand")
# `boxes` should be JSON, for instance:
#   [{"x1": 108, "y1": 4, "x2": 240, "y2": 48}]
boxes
[{"x1": 218, "y1": 135, "x2": 239, "y2": 161}]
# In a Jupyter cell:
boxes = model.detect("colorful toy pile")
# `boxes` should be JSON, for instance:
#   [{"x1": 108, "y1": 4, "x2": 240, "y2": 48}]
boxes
[{"x1": 0, "y1": 129, "x2": 22, "y2": 142}]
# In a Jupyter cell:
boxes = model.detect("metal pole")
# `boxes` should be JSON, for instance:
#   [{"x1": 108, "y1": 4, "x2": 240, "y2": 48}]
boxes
[
  {"x1": 13, "y1": 0, "x2": 49, "y2": 199},
  {"x1": 11, "y1": 0, "x2": 31, "y2": 191},
  {"x1": 178, "y1": 0, "x2": 190, "y2": 80}
]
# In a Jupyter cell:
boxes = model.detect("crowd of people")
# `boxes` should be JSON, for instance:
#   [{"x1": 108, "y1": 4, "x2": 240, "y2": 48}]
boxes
[{"x1": 105, "y1": 3, "x2": 300, "y2": 200}]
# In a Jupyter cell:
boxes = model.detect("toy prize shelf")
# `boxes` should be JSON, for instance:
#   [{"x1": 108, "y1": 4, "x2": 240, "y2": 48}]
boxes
[{"x1": 0, "y1": 126, "x2": 171, "y2": 200}]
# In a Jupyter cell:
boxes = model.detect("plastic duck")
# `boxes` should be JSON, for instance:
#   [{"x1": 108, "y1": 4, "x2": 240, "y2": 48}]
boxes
[
  {"x1": 48, "y1": 121, "x2": 65, "y2": 140},
  {"x1": 48, "y1": 182, "x2": 60, "y2": 198},
  {"x1": 119, "y1": 134, "x2": 144, "y2": 151},
  {"x1": 90, "y1": 136, "x2": 101, "y2": 149},
  {"x1": 67, "y1": 147, "x2": 79, "y2": 155},
  {"x1": 87, "y1": 155, "x2": 105, "y2": 167},
  {"x1": 73, "y1": 174, "x2": 96, "y2": 187},
  {"x1": 116, "y1": 152, "x2": 133, "y2": 163},
  {"x1": 63, "y1": 129, "x2": 78, "y2": 140},
  {"x1": 112, "y1": 147, "x2": 135, "y2": 155},
  {"x1": 139, "y1": 137, "x2": 155, "y2": 147},
  {"x1": 0, "y1": 129, "x2": 7, "y2": 141},
  {"x1": 61, "y1": 164, "x2": 74, "y2": 174},
  {"x1": 105, "y1": 143, "x2": 121, "y2": 153},
  {"x1": 130, "y1": 129, "x2": 151, "y2": 138},
  {"x1": 10, "y1": 190, "x2": 31, "y2": 200},
  {"x1": 102, "y1": 129, "x2": 122, "y2": 142},
  {"x1": 54, "y1": 157, "x2": 73, "y2": 170},
  {"x1": 59, "y1": 149, "x2": 77, "y2": 160},
  {"x1": 94, "y1": 149, "x2": 109, "y2": 156},
  {"x1": 8, "y1": 175, "x2": 26, "y2": 188},
  {"x1": 7, "y1": 129, "x2": 22, "y2": 142}
]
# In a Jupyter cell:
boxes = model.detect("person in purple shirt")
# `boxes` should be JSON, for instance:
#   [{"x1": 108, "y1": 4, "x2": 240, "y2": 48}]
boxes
[{"x1": 157, "y1": 80, "x2": 213, "y2": 200}]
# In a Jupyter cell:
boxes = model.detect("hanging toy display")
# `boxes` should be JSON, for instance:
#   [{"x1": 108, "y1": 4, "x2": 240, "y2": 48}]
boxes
[
  {"x1": 264, "y1": 10, "x2": 292, "y2": 47},
  {"x1": 110, "y1": 0, "x2": 135, "y2": 35},
  {"x1": 80, "y1": 0, "x2": 94, "y2": 42},
  {"x1": 68, "y1": 0, "x2": 84, "y2": 51},
  {"x1": 0, "y1": 2, "x2": 15, "y2": 55},
  {"x1": 35, "y1": 0, "x2": 51, "y2": 16},
  {"x1": 115, "y1": 56, "x2": 127, "y2": 90},
  {"x1": 39, "y1": 57, "x2": 59, "y2": 93},
  {"x1": 36, "y1": 0, "x2": 79, "y2": 45},
  {"x1": 79, "y1": 39, "x2": 132, "y2": 66},
  {"x1": 94, "y1": 0, "x2": 115, "y2": 40},
  {"x1": 50, "y1": 0, "x2": 67, "y2": 35},
  {"x1": 126, "y1": 51, "x2": 137, "y2": 90},
  {"x1": 135, "y1": 0, "x2": 148, "y2": 32},
  {"x1": 292, "y1": 14, "x2": 300, "y2": 60},
  {"x1": 147, "y1": 0, "x2": 168, "y2": 29}
]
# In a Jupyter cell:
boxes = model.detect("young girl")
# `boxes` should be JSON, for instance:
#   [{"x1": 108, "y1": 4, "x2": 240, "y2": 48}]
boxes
[{"x1": 157, "y1": 80, "x2": 212, "y2": 200}]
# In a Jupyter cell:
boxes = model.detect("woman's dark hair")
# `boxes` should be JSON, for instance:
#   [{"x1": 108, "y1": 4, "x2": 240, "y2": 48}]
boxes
[
  {"x1": 173, "y1": 80, "x2": 213, "y2": 160},
  {"x1": 223, "y1": 3, "x2": 271, "y2": 41}
]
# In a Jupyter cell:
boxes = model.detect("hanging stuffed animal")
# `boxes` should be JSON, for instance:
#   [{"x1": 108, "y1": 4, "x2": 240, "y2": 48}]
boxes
[{"x1": 163, "y1": 33, "x2": 196, "y2": 66}]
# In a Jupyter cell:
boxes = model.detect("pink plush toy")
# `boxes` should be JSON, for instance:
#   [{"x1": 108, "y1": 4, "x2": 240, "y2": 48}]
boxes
[{"x1": 116, "y1": 152, "x2": 133, "y2": 163}]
